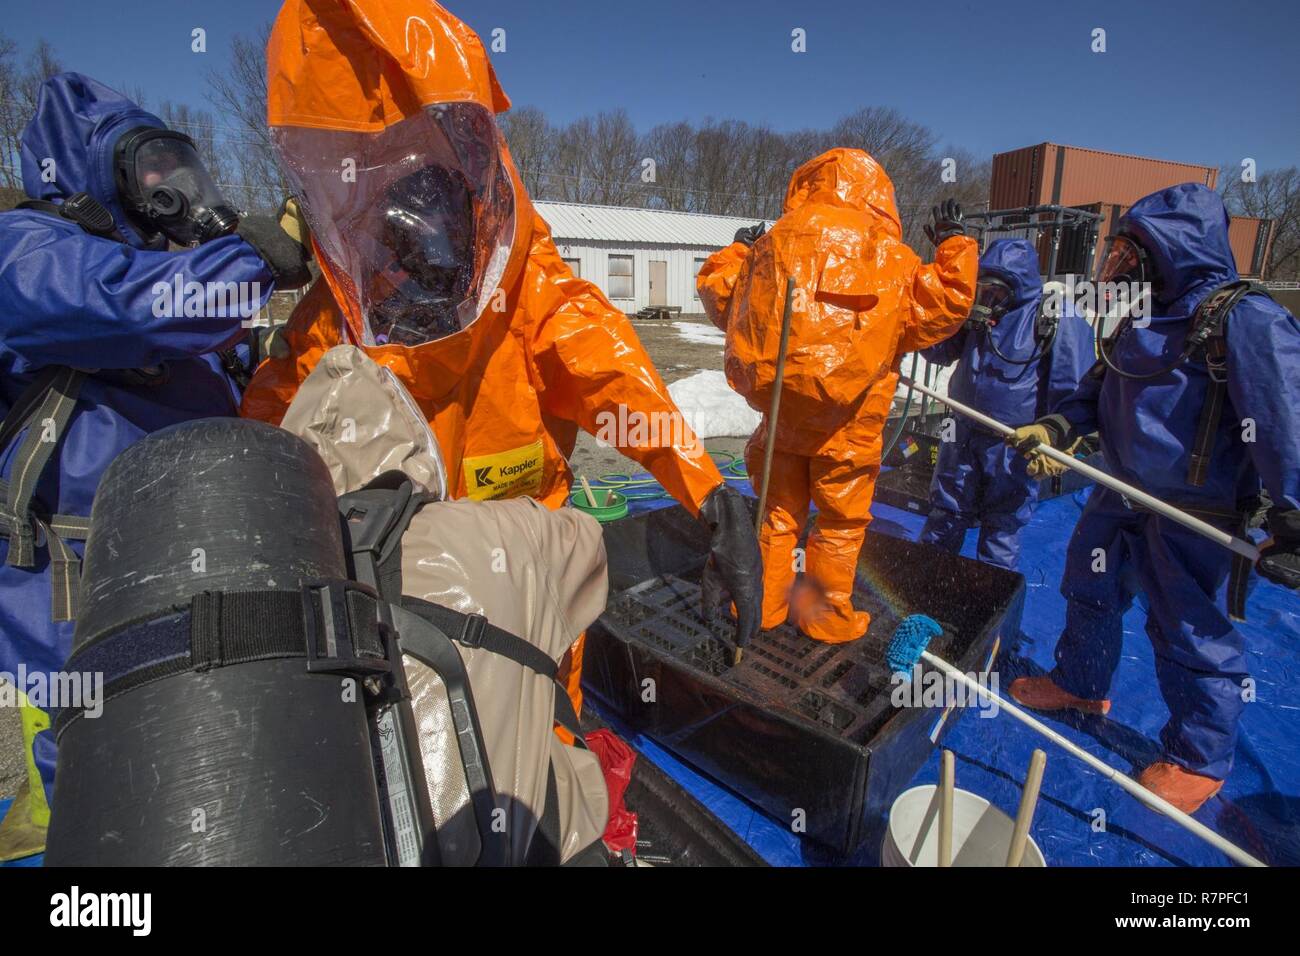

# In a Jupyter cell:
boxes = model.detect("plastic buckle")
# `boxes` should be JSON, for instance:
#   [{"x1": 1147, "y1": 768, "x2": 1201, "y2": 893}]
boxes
[
  {"x1": 459, "y1": 613, "x2": 488, "y2": 650},
  {"x1": 301, "y1": 579, "x2": 391, "y2": 676},
  {"x1": 1206, "y1": 354, "x2": 1228, "y2": 384}
]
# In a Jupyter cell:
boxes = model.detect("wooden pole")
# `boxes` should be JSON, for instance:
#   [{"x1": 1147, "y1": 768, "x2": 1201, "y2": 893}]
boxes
[{"x1": 754, "y1": 277, "x2": 797, "y2": 536}]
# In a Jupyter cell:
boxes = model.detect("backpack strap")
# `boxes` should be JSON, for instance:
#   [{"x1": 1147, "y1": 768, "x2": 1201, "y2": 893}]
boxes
[
  {"x1": 0, "y1": 366, "x2": 90, "y2": 620},
  {"x1": 15, "y1": 192, "x2": 123, "y2": 241},
  {"x1": 401, "y1": 596, "x2": 585, "y2": 744},
  {"x1": 1186, "y1": 281, "x2": 1273, "y2": 487},
  {"x1": 338, "y1": 476, "x2": 587, "y2": 744}
]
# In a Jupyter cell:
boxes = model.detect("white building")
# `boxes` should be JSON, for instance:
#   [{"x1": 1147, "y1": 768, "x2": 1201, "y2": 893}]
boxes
[{"x1": 533, "y1": 201, "x2": 773, "y2": 314}]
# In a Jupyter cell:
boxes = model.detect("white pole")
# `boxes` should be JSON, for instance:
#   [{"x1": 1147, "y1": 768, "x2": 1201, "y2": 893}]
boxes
[
  {"x1": 900, "y1": 377, "x2": 1260, "y2": 563},
  {"x1": 923, "y1": 652, "x2": 1266, "y2": 867}
]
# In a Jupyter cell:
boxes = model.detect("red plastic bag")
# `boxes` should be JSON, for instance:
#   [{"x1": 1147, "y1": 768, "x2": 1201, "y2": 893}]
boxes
[{"x1": 584, "y1": 728, "x2": 638, "y2": 855}]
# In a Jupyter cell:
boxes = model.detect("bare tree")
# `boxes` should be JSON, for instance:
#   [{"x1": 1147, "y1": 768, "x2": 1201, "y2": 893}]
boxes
[
  {"x1": 1222, "y1": 164, "x2": 1300, "y2": 280},
  {"x1": 498, "y1": 105, "x2": 552, "y2": 198},
  {"x1": 0, "y1": 36, "x2": 62, "y2": 194},
  {"x1": 204, "y1": 24, "x2": 284, "y2": 213},
  {"x1": 640, "y1": 121, "x2": 694, "y2": 211}
]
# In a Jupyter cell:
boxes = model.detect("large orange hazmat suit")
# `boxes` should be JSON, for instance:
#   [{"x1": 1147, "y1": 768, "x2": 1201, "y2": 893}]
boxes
[
  {"x1": 698, "y1": 149, "x2": 978, "y2": 643},
  {"x1": 242, "y1": 0, "x2": 730, "y2": 711}
]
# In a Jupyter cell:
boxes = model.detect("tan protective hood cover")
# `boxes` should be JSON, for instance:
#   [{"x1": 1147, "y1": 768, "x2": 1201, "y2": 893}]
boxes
[{"x1": 282, "y1": 345, "x2": 609, "y2": 864}]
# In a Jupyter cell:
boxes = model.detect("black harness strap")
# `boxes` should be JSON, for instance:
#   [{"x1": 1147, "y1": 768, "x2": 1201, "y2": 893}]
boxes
[
  {"x1": 53, "y1": 580, "x2": 390, "y2": 738},
  {"x1": 0, "y1": 366, "x2": 90, "y2": 620},
  {"x1": 402, "y1": 595, "x2": 585, "y2": 743},
  {"x1": 1124, "y1": 497, "x2": 1257, "y2": 622},
  {"x1": 340, "y1": 476, "x2": 588, "y2": 744},
  {"x1": 1185, "y1": 280, "x2": 1270, "y2": 487},
  {"x1": 336, "y1": 476, "x2": 595, "y2": 863}
]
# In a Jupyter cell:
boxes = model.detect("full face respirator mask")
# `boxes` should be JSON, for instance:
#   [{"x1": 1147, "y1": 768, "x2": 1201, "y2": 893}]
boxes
[{"x1": 114, "y1": 126, "x2": 240, "y2": 246}]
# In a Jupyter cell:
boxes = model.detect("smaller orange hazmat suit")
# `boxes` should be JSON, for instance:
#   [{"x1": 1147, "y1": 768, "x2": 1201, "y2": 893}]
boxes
[
  {"x1": 243, "y1": 0, "x2": 729, "y2": 713},
  {"x1": 698, "y1": 148, "x2": 978, "y2": 642}
]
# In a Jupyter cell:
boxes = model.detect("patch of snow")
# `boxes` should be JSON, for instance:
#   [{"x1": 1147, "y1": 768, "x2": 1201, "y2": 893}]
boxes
[
  {"x1": 671, "y1": 321, "x2": 725, "y2": 346},
  {"x1": 668, "y1": 369, "x2": 760, "y2": 439}
]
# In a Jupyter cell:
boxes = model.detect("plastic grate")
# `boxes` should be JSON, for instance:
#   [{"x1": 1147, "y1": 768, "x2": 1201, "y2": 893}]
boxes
[{"x1": 602, "y1": 573, "x2": 963, "y2": 746}]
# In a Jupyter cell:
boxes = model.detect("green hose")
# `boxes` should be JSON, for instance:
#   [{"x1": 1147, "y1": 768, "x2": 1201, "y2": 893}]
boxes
[
  {"x1": 579, "y1": 448, "x2": 750, "y2": 503},
  {"x1": 881, "y1": 351, "x2": 921, "y2": 463}
]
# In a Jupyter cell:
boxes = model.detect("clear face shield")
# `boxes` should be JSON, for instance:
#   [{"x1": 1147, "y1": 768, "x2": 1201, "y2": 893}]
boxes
[
  {"x1": 1097, "y1": 233, "x2": 1157, "y2": 324},
  {"x1": 114, "y1": 127, "x2": 240, "y2": 246},
  {"x1": 967, "y1": 275, "x2": 1014, "y2": 329},
  {"x1": 273, "y1": 104, "x2": 515, "y2": 347}
]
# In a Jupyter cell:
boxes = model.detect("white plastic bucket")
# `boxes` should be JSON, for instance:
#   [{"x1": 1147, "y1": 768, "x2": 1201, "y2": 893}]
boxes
[{"x1": 882, "y1": 784, "x2": 1046, "y2": 867}]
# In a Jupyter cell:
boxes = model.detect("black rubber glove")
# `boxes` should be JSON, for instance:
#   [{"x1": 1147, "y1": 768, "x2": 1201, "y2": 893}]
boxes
[
  {"x1": 698, "y1": 484, "x2": 763, "y2": 655},
  {"x1": 237, "y1": 214, "x2": 313, "y2": 290},
  {"x1": 1258, "y1": 508, "x2": 1300, "y2": 590},
  {"x1": 733, "y1": 222, "x2": 766, "y2": 247},
  {"x1": 924, "y1": 198, "x2": 965, "y2": 248}
]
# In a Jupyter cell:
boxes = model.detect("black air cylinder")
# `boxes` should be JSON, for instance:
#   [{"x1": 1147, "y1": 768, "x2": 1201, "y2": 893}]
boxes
[{"x1": 44, "y1": 418, "x2": 388, "y2": 866}]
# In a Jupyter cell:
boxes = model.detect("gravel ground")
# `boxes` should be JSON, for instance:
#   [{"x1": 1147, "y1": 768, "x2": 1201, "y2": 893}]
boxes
[
  {"x1": 568, "y1": 313, "x2": 754, "y2": 482},
  {"x1": 1, "y1": 684, "x2": 24, "y2": 799},
  {"x1": 0, "y1": 313, "x2": 755, "y2": 803}
]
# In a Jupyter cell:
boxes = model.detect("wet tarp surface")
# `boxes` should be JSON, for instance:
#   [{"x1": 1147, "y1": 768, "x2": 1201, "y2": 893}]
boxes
[{"x1": 603, "y1": 472, "x2": 1300, "y2": 867}]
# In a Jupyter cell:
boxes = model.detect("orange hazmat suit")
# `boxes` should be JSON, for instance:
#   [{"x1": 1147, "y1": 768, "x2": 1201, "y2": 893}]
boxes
[
  {"x1": 698, "y1": 149, "x2": 978, "y2": 642},
  {"x1": 243, "y1": 0, "x2": 730, "y2": 713}
]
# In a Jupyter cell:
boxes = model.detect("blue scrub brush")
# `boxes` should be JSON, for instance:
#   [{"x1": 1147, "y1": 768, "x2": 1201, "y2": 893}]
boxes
[
  {"x1": 883, "y1": 615, "x2": 1264, "y2": 866},
  {"x1": 886, "y1": 613, "x2": 944, "y2": 675}
]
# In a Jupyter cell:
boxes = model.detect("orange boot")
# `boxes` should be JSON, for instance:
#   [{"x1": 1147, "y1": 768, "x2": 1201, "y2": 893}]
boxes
[
  {"x1": 747, "y1": 446, "x2": 812, "y2": 631},
  {"x1": 1137, "y1": 762, "x2": 1224, "y2": 814},
  {"x1": 798, "y1": 518, "x2": 871, "y2": 643},
  {"x1": 1009, "y1": 675, "x2": 1111, "y2": 716}
]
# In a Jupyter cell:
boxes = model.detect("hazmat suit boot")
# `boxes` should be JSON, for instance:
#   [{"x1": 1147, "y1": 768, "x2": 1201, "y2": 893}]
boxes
[
  {"x1": 1008, "y1": 675, "x2": 1111, "y2": 716},
  {"x1": 749, "y1": 446, "x2": 812, "y2": 630},
  {"x1": 1137, "y1": 761, "x2": 1224, "y2": 815},
  {"x1": 798, "y1": 518, "x2": 871, "y2": 643}
]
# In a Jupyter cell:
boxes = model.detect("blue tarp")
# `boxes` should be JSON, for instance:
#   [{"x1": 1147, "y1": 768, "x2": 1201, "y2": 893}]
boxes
[
  {"x1": 5, "y1": 470, "x2": 1294, "y2": 867},
  {"x1": 615, "y1": 473, "x2": 1300, "y2": 867}
]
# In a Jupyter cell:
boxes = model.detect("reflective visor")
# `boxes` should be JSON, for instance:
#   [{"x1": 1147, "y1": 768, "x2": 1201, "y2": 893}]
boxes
[
  {"x1": 975, "y1": 276, "x2": 1014, "y2": 313},
  {"x1": 273, "y1": 104, "x2": 515, "y2": 347},
  {"x1": 970, "y1": 275, "x2": 1014, "y2": 325},
  {"x1": 1098, "y1": 234, "x2": 1145, "y2": 285}
]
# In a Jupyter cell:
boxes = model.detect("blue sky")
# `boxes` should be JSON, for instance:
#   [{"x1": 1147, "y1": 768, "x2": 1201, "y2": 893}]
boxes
[{"x1": 7, "y1": 0, "x2": 1299, "y2": 169}]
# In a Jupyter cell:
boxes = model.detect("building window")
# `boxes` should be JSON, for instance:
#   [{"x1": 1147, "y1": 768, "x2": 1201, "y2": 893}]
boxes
[
  {"x1": 693, "y1": 257, "x2": 708, "y2": 298},
  {"x1": 608, "y1": 255, "x2": 634, "y2": 299},
  {"x1": 562, "y1": 257, "x2": 581, "y2": 278}
]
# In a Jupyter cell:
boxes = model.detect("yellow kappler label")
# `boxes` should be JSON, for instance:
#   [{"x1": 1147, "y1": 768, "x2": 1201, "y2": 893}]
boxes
[{"x1": 462, "y1": 439, "x2": 545, "y2": 501}]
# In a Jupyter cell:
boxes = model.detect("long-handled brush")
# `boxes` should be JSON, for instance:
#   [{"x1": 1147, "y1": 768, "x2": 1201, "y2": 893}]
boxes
[
  {"x1": 886, "y1": 614, "x2": 1266, "y2": 867},
  {"x1": 898, "y1": 377, "x2": 1259, "y2": 562},
  {"x1": 938, "y1": 749, "x2": 955, "y2": 867},
  {"x1": 1006, "y1": 749, "x2": 1046, "y2": 867},
  {"x1": 753, "y1": 276, "x2": 797, "y2": 538}
]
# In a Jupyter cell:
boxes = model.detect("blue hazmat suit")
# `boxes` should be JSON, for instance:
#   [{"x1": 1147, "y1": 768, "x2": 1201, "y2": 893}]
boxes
[
  {"x1": 917, "y1": 239, "x2": 1094, "y2": 569},
  {"x1": 0, "y1": 74, "x2": 275, "y2": 802},
  {"x1": 1044, "y1": 183, "x2": 1300, "y2": 780}
]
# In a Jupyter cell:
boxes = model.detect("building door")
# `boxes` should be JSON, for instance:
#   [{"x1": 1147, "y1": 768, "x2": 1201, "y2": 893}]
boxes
[{"x1": 649, "y1": 260, "x2": 668, "y2": 307}]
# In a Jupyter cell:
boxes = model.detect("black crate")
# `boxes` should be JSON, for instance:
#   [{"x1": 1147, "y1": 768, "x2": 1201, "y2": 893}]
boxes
[{"x1": 583, "y1": 502, "x2": 1025, "y2": 857}]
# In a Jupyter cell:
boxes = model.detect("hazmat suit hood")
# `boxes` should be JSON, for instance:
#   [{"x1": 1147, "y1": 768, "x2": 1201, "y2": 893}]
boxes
[
  {"x1": 267, "y1": 0, "x2": 525, "y2": 349},
  {"x1": 978, "y1": 238, "x2": 1041, "y2": 310},
  {"x1": 1119, "y1": 183, "x2": 1238, "y2": 309},
  {"x1": 19, "y1": 72, "x2": 168, "y2": 249},
  {"x1": 783, "y1": 148, "x2": 903, "y2": 239}
]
